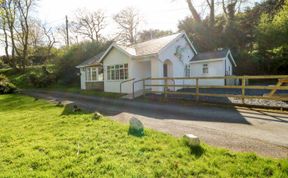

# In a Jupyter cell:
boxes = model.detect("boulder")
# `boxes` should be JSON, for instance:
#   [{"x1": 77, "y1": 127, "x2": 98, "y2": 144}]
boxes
[
  {"x1": 73, "y1": 105, "x2": 81, "y2": 112},
  {"x1": 92, "y1": 112, "x2": 103, "y2": 120},
  {"x1": 183, "y1": 134, "x2": 200, "y2": 146},
  {"x1": 128, "y1": 117, "x2": 144, "y2": 137},
  {"x1": 56, "y1": 101, "x2": 64, "y2": 107}
]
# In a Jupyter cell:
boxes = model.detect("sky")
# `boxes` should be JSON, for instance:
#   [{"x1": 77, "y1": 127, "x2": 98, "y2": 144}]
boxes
[
  {"x1": 1, "y1": 0, "x2": 261, "y2": 55},
  {"x1": 37, "y1": 0, "x2": 194, "y2": 34}
]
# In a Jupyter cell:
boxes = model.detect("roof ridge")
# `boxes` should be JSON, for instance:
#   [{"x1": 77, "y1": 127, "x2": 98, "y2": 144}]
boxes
[{"x1": 129, "y1": 32, "x2": 182, "y2": 47}]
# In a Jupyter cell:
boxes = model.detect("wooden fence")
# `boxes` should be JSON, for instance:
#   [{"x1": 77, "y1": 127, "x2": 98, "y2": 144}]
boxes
[{"x1": 137, "y1": 75, "x2": 288, "y2": 103}]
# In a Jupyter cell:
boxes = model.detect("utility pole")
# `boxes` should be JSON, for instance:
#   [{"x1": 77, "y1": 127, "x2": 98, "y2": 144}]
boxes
[{"x1": 65, "y1": 15, "x2": 70, "y2": 47}]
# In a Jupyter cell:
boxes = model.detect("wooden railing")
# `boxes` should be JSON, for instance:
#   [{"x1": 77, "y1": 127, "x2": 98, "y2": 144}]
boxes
[
  {"x1": 142, "y1": 75, "x2": 288, "y2": 103},
  {"x1": 120, "y1": 78, "x2": 135, "y2": 94}
]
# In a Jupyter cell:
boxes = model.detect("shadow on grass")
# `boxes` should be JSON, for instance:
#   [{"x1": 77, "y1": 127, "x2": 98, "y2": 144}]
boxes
[{"x1": 189, "y1": 145, "x2": 205, "y2": 158}]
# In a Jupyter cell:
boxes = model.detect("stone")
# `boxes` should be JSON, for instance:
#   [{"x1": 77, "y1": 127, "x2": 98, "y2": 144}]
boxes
[
  {"x1": 128, "y1": 117, "x2": 144, "y2": 137},
  {"x1": 183, "y1": 134, "x2": 200, "y2": 146},
  {"x1": 92, "y1": 112, "x2": 103, "y2": 120},
  {"x1": 56, "y1": 101, "x2": 64, "y2": 107},
  {"x1": 73, "y1": 105, "x2": 81, "y2": 112}
]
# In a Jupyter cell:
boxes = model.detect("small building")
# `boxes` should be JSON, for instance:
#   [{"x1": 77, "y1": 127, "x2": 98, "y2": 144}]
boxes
[
  {"x1": 76, "y1": 52, "x2": 104, "y2": 90},
  {"x1": 76, "y1": 31, "x2": 236, "y2": 94}
]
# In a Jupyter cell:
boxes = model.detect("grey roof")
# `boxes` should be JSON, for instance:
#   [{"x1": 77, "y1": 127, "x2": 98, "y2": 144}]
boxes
[
  {"x1": 123, "y1": 32, "x2": 182, "y2": 57},
  {"x1": 76, "y1": 51, "x2": 105, "y2": 68},
  {"x1": 191, "y1": 49, "x2": 229, "y2": 62}
]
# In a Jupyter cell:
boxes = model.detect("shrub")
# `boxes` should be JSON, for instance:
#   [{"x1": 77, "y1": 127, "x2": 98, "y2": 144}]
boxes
[
  {"x1": 0, "y1": 74, "x2": 17, "y2": 94},
  {"x1": 55, "y1": 41, "x2": 111, "y2": 85},
  {"x1": 28, "y1": 67, "x2": 56, "y2": 88}
]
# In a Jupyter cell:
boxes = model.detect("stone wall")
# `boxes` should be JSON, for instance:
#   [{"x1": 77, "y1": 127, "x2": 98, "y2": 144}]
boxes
[{"x1": 85, "y1": 82, "x2": 104, "y2": 91}]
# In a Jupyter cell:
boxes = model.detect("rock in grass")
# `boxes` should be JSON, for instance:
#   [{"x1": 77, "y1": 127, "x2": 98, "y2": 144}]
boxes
[
  {"x1": 183, "y1": 134, "x2": 200, "y2": 146},
  {"x1": 56, "y1": 101, "x2": 64, "y2": 107},
  {"x1": 92, "y1": 112, "x2": 103, "y2": 120},
  {"x1": 128, "y1": 117, "x2": 144, "y2": 137},
  {"x1": 73, "y1": 105, "x2": 81, "y2": 112}
]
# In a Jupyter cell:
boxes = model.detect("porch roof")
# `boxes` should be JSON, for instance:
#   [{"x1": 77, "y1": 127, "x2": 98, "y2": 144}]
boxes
[{"x1": 76, "y1": 51, "x2": 105, "y2": 68}]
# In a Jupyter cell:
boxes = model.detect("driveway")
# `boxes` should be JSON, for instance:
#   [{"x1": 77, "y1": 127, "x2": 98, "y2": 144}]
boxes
[{"x1": 23, "y1": 89, "x2": 288, "y2": 158}]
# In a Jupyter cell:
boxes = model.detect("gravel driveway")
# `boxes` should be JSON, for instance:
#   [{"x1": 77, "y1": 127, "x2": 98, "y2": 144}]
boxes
[{"x1": 24, "y1": 89, "x2": 288, "y2": 158}]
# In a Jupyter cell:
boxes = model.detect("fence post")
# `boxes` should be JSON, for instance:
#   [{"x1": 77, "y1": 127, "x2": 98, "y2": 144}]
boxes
[
  {"x1": 164, "y1": 78, "x2": 168, "y2": 99},
  {"x1": 143, "y1": 79, "x2": 146, "y2": 97},
  {"x1": 241, "y1": 76, "x2": 246, "y2": 104},
  {"x1": 132, "y1": 82, "x2": 135, "y2": 99},
  {"x1": 196, "y1": 78, "x2": 199, "y2": 102}
]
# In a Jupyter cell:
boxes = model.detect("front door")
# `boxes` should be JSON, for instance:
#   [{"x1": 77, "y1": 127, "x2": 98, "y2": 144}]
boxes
[
  {"x1": 163, "y1": 63, "x2": 168, "y2": 77},
  {"x1": 163, "y1": 60, "x2": 174, "y2": 91}
]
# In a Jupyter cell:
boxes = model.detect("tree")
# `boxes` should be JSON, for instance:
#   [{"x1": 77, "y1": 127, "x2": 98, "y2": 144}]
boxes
[
  {"x1": 0, "y1": 0, "x2": 37, "y2": 71},
  {"x1": 16, "y1": 0, "x2": 34, "y2": 70},
  {"x1": 186, "y1": 0, "x2": 201, "y2": 23},
  {"x1": 72, "y1": 9, "x2": 106, "y2": 42},
  {"x1": 113, "y1": 7, "x2": 141, "y2": 44},
  {"x1": 255, "y1": 0, "x2": 288, "y2": 74},
  {"x1": 138, "y1": 29, "x2": 173, "y2": 42},
  {"x1": 0, "y1": 0, "x2": 18, "y2": 69}
]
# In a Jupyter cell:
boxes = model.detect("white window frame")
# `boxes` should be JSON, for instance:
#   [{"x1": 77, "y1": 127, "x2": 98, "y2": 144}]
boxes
[
  {"x1": 107, "y1": 64, "x2": 128, "y2": 81},
  {"x1": 85, "y1": 67, "x2": 98, "y2": 82},
  {"x1": 202, "y1": 64, "x2": 208, "y2": 74}
]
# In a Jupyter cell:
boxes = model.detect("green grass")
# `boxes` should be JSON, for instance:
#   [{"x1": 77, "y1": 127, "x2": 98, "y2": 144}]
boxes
[{"x1": 0, "y1": 94, "x2": 287, "y2": 177}]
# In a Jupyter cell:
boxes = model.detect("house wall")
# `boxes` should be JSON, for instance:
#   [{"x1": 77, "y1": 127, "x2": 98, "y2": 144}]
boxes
[
  {"x1": 190, "y1": 59, "x2": 225, "y2": 85},
  {"x1": 103, "y1": 48, "x2": 131, "y2": 93},
  {"x1": 155, "y1": 35, "x2": 196, "y2": 91},
  {"x1": 224, "y1": 57, "x2": 238, "y2": 85},
  {"x1": 225, "y1": 56, "x2": 233, "y2": 76},
  {"x1": 130, "y1": 58, "x2": 152, "y2": 92}
]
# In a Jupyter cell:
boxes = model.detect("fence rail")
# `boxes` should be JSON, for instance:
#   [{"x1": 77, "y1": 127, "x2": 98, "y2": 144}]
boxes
[{"x1": 141, "y1": 75, "x2": 288, "y2": 103}]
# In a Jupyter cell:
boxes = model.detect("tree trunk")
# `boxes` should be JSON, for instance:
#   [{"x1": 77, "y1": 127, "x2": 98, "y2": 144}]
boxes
[{"x1": 186, "y1": 0, "x2": 201, "y2": 23}]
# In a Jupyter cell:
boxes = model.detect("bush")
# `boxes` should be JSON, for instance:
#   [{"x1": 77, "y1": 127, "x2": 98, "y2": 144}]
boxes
[
  {"x1": 55, "y1": 41, "x2": 111, "y2": 85},
  {"x1": 28, "y1": 66, "x2": 56, "y2": 88},
  {"x1": 0, "y1": 74, "x2": 17, "y2": 94}
]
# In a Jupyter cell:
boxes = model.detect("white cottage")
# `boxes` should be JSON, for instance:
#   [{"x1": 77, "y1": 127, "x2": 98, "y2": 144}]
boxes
[{"x1": 77, "y1": 31, "x2": 236, "y2": 94}]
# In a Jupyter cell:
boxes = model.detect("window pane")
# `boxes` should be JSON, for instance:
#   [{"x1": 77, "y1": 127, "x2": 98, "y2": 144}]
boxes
[
  {"x1": 124, "y1": 68, "x2": 128, "y2": 79},
  {"x1": 107, "y1": 64, "x2": 128, "y2": 80},
  {"x1": 86, "y1": 68, "x2": 91, "y2": 81},
  {"x1": 111, "y1": 70, "x2": 115, "y2": 80},
  {"x1": 107, "y1": 70, "x2": 110, "y2": 80},
  {"x1": 120, "y1": 69, "x2": 124, "y2": 79},
  {"x1": 92, "y1": 69, "x2": 97, "y2": 80},
  {"x1": 203, "y1": 64, "x2": 208, "y2": 74},
  {"x1": 116, "y1": 70, "x2": 120, "y2": 80}
]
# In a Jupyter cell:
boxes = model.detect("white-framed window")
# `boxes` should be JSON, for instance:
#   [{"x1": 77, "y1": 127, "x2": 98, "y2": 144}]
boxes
[
  {"x1": 85, "y1": 67, "x2": 98, "y2": 81},
  {"x1": 184, "y1": 64, "x2": 190, "y2": 77},
  {"x1": 202, "y1": 64, "x2": 208, "y2": 74},
  {"x1": 107, "y1": 64, "x2": 128, "y2": 80}
]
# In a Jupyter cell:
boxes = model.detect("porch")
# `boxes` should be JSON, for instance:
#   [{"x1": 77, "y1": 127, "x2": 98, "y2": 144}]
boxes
[{"x1": 80, "y1": 66, "x2": 104, "y2": 90}]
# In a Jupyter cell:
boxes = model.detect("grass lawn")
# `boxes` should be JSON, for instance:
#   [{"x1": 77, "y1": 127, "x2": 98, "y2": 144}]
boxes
[{"x1": 0, "y1": 95, "x2": 287, "y2": 177}]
